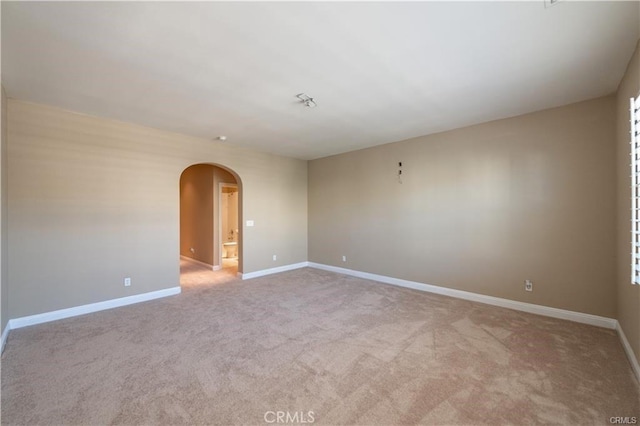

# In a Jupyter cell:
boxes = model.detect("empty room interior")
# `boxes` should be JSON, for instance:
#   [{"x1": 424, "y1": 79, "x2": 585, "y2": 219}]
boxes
[{"x1": 1, "y1": 1, "x2": 640, "y2": 425}]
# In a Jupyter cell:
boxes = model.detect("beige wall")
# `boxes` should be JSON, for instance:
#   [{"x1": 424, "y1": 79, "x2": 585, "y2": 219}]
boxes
[
  {"x1": 309, "y1": 96, "x2": 617, "y2": 318},
  {"x1": 180, "y1": 164, "x2": 214, "y2": 265},
  {"x1": 616, "y1": 39, "x2": 640, "y2": 365},
  {"x1": 1, "y1": 87, "x2": 8, "y2": 332},
  {"x1": 4, "y1": 69, "x2": 628, "y2": 332},
  {"x1": 7, "y1": 100, "x2": 307, "y2": 319}
]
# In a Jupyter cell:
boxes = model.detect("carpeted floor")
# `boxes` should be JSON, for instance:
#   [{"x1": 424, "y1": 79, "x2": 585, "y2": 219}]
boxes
[
  {"x1": 180, "y1": 257, "x2": 238, "y2": 289},
  {"x1": 1, "y1": 263, "x2": 638, "y2": 425}
]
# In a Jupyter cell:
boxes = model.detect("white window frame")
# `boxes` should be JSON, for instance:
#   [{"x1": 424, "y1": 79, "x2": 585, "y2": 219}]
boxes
[{"x1": 631, "y1": 94, "x2": 640, "y2": 284}]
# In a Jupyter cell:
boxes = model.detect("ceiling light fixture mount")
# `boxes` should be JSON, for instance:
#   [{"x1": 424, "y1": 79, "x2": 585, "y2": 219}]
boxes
[
  {"x1": 296, "y1": 93, "x2": 317, "y2": 108},
  {"x1": 217, "y1": 135, "x2": 227, "y2": 141}
]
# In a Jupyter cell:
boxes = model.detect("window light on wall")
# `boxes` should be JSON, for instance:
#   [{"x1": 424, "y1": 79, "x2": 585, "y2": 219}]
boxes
[{"x1": 630, "y1": 94, "x2": 640, "y2": 284}]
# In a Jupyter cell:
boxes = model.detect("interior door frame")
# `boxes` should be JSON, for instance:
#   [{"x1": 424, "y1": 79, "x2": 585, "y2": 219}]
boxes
[{"x1": 217, "y1": 182, "x2": 239, "y2": 268}]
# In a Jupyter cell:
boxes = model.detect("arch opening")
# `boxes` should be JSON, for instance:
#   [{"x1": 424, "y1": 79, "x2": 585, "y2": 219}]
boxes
[{"x1": 179, "y1": 163, "x2": 243, "y2": 287}]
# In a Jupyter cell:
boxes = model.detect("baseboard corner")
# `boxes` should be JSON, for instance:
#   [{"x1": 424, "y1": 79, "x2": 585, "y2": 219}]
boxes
[
  {"x1": 1, "y1": 323, "x2": 10, "y2": 354},
  {"x1": 180, "y1": 255, "x2": 215, "y2": 270},
  {"x1": 241, "y1": 261, "x2": 309, "y2": 280},
  {"x1": 616, "y1": 321, "x2": 640, "y2": 383}
]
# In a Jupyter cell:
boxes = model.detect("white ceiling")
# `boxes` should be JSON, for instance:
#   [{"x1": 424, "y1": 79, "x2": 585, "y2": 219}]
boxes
[{"x1": 2, "y1": 2, "x2": 639, "y2": 160}]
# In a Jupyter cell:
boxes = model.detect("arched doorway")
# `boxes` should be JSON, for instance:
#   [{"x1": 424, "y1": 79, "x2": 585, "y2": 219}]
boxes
[{"x1": 179, "y1": 163, "x2": 242, "y2": 287}]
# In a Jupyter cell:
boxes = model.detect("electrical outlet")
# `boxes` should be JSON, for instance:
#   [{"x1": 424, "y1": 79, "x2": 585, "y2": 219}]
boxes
[
  {"x1": 190, "y1": 247, "x2": 195, "y2": 253},
  {"x1": 342, "y1": 255, "x2": 347, "y2": 262},
  {"x1": 525, "y1": 280, "x2": 533, "y2": 292},
  {"x1": 273, "y1": 254, "x2": 277, "y2": 261},
  {"x1": 124, "y1": 277, "x2": 131, "y2": 287}
]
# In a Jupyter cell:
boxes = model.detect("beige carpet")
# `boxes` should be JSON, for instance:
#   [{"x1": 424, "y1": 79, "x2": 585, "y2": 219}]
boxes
[
  {"x1": 1, "y1": 263, "x2": 638, "y2": 425},
  {"x1": 180, "y1": 257, "x2": 238, "y2": 289}
]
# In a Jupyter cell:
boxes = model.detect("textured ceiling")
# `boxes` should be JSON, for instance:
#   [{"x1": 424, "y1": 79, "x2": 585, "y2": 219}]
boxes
[{"x1": 2, "y1": 2, "x2": 639, "y2": 159}]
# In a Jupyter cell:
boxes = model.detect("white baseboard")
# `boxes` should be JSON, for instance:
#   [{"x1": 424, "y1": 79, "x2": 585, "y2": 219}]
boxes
[
  {"x1": 2, "y1": 261, "x2": 637, "y2": 383},
  {"x1": 213, "y1": 265, "x2": 222, "y2": 271},
  {"x1": 180, "y1": 255, "x2": 214, "y2": 270},
  {"x1": 240, "y1": 262, "x2": 309, "y2": 280},
  {"x1": 1, "y1": 323, "x2": 10, "y2": 353},
  {"x1": 9, "y1": 286, "x2": 181, "y2": 330},
  {"x1": 616, "y1": 321, "x2": 640, "y2": 383},
  {"x1": 307, "y1": 262, "x2": 617, "y2": 330}
]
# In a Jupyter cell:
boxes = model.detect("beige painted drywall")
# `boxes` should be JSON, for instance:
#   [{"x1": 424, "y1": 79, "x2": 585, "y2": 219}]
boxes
[
  {"x1": 1, "y1": 86, "x2": 8, "y2": 332},
  {"x1": 180, "y1": 164, "x2": 215, "y2": 265},
  {"x1": 7, "y1": 100, "x2": 307, "y2": 319},
  {"x1": 309, "y1": 96, "x2": 617, "y2": 318},
  {"x1": 616, "y1": 38, "x2": 640, "y2": 365}
]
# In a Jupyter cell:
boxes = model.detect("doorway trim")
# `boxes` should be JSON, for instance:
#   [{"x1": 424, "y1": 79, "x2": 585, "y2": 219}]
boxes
[
  {"x1": 179, "y1": 162, "x2": 243, "y2": 276},
  {"x1": 218, "y1": 182, "x2": 239, "y2": 269}
]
